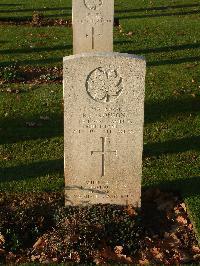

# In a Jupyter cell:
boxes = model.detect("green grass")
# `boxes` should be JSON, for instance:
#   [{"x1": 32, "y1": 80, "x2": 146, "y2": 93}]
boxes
[
  {"x1": 0, "y1": 0, "x2": 200, "y2": 240},
  {"x1": 0, "y1": 26, "x2": 72, "y2": 67},
  {"x1": 0, "y1": 0, "x2": 72, "y2": 21},
  {"x1": 0, "y1": 84, "x2": 63, "y2": 191},
  {"x1": 0, "y1": 0, "x2": 199, "y2": 21}
]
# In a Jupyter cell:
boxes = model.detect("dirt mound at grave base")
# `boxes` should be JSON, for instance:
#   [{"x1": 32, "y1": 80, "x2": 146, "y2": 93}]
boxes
[
  {"x1": 0, "y1": 190, "x2": 199, "y2": 264},
  {"x1": 0, "y1": 14, "x2": 120, "y2": 28},
  {"x1": 0, "y1": 12, "x2": 72, "y2": 27},
  {"x1": 0, "y1": 66, "x2": 62, "y2": 84}
]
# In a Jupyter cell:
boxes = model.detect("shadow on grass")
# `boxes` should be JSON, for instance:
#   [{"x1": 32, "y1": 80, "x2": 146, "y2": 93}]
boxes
[
  {"x1": 126, "y1": 43, "x2": 200, "y2": 65},
  {"x1": 0, "y1": 159, "x2": 63, "y2": 182},
  {"x1": 144, "y1": 136, "x2": 200, "y2": 158},
  {"x1": 117, "y1": 9, "x2": 200, "y2": 20},
  {"x1": 0, "y1": 6, "x2": 71, "y2": 13},
  {"x1": 0, "y1": 44, "x2": 72, "y2": 55},
  {"x1": 0, "y1": 112, "x2": 63, "y2": 145},
  {"x1": 144, "y1": 97, "x2": 200, "y2": 157},
  {"x1": 115, "y1": 3, "x2": 200, "y2": 14},
  {"x1": 0, "y1": 16, "x2": 31, "y2": 22},
  {"x1": 143, "y1": 176, "x2": 200, "y2": 199},
  {"x1": 1, "y1": 55, "x2": 200, "y2": 68},
  {"x1": 0, "y1": 13, "x2": 70, "y2": 22},
  {"x1": 114, "y1": 40, "x2": 133, "y2": 45},
  {"x1": 149, "y1": 56, "x2": 200, "y2": 66},
  {"x1": 145, "y1": 97, "x2": 200, "y2": 124},
  {"x1": 0, "y1": 96, "x2": 199, "y2": 145},
  {"x1": 0, "y1": 4, "x2": 22, "y2": 6},
  {"x1": 127, "y1": 43, "x2": 200, "y2": 55},
  {"x1": 1, "y1": 41, "x2": 199, "y2": 67},
  {"x1": 0, "y1": 57, "x2": 63, "y2": 67}
]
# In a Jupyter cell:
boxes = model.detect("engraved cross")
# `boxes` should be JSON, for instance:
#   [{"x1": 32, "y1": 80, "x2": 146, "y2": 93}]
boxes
[
  {"x1": 92, "y1": 27, "x2": 94, "y2": 49},
  {"x1": 91, "y1": 137, "x2": 117, "y2": 177}
]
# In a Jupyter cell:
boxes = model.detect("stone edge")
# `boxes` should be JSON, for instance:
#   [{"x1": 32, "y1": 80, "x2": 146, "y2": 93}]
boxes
[{"x1": 63, "y1": 52, "x2": 146, "y2": 63}]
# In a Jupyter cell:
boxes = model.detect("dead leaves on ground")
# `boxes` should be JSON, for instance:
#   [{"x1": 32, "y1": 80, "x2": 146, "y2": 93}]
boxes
[
  {"x1": 93, "y1": 246, "x2": 133, "y2": 265},
  {"x1": 25, "y1": 190, "x2": 200, "y2": 264},
  {"x1": 0, "y1": 66, "x2": 62, "y2": 84},
  {"x1": 0, "y1": 190, "x2": 200, "y2": 265},
  {"x1": 0, "y1": 234, "x2": 5, "y2": 256},
  {"x1": 137, "y1": 189, "x2": 200, "y2": 265}
]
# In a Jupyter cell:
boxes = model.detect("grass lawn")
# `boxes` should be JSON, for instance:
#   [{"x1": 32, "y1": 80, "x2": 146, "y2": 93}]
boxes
[
  {"x1": 0, "y1": 26, "x2": 72, "y2": 67},
  {"x1": 0, "y1": 84, "x2": 63, "y2": 192},
  {"x1": 0, "y1": 0, "x2": 199, "y2": 21},
  {"x1": 0, "y1": 0, "x2": 200, "y2": 242},
  {"x1": 0, "y1": 0, "x2": 72, "y2": 21}
]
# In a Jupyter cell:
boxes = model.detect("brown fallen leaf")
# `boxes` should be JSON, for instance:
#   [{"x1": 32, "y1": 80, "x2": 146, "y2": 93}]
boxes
[
  {"x1": 164, "y1": 232, "x2": 181, "y2": 248},
  {"x1": 0, "y1": 234, "x2": 5, "y2": 246},
  {"x1": 192, "y1": 246, "x2": 200, "y2": 254},
  {"x1": 150, "y1": 247, "x2": 164, "y2": 261},
  {"x1": 93, "y1": 257, "x2": 105, "y2": 265},
  {"x1": 31, "y1": 254, "x2": 41, "y2": 262},
  {"x1": 100, "y1": 246, "x2": 133, "y2": 264},
  {"x1": 114, "y1": 245, "x2": 123, "y2": 255},
  {"x1": 174, "y1": 206, "x2": 181, "y2": 215},
  {"x1": 33, "y1": 237, "x2": 46, "y2": 249},
  {"x1": 70, "y1": 251, "x2": 81, "y2": 263},
  {"x1": 92, "y1": 250, "x2": 106, "y2": 265},
  {"x1": 180, "y1": 202, "x2": 186, "y2": 212},
  {"x1": 7, "y1": 252, "x2": 16, "y2": 261},
  {"x1": 139, "y1": 258, "x2": 149, "y2": 265},
  {"x1": 194, "y1": 254, "x2": 200, "y2": 261},
  {"x1": 176, "y1": 216, "x2": 187, "y2": 225},
  {"x1": 125, "y1": 205, "x2": 137, "y2": 217}
]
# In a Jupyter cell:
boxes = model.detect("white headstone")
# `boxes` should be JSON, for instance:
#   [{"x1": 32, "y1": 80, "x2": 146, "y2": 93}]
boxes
[
  {"x1": 72, "y1": 0, "x2": 114, "y2": 54},
  {"x1": 63, "y1": 52, "x2": 146, "y2": 206}
]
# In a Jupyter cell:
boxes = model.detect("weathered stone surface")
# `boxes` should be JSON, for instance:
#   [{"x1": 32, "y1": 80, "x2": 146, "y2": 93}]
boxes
[
  {"x1": 63, "y1": 52, "x2": 146, "y2": 206},
  {"x1": 72, "y1": 0, "x2": 114, "y2": 54}
]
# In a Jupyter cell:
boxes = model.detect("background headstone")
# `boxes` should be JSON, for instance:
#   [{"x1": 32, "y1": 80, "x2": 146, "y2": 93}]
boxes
[
  {"x1": 63, "y1": 52, "x2": 146, "y2": 206},
  {"x1": 72, "y1": 0, "x2": 114, "y2": 54}
]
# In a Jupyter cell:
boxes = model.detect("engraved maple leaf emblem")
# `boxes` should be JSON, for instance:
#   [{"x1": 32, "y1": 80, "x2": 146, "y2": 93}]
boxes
[
  {"x1": 86, "y1": 67, "x2": 123, "y2": 103},
  {"x1": 84, "y1": 0, "x2": 103, "y2": 10}
]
